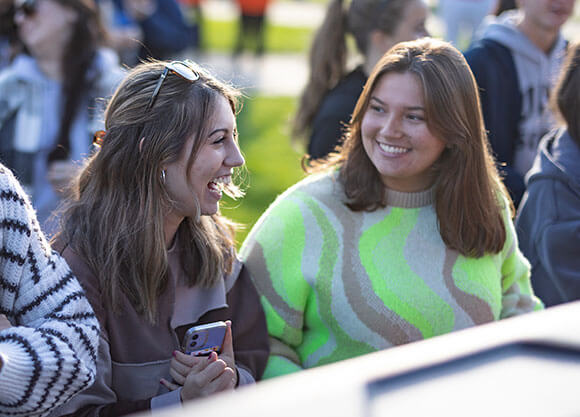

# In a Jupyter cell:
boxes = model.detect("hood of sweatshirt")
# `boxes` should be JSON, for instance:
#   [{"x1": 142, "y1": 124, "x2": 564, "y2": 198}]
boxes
[
  {"x1": 481, "y1": 10, "x2": 567, "y2": 65},
  {"x1": 527, "y1": 128, "x2": 580, "y2": 194},
  {"x1": 480, "y1": 10, "x2": 567, "y2": 177}
]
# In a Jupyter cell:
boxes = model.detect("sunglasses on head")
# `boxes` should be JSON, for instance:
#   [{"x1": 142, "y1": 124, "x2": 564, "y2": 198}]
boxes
[
  {"x1": 14, "y1": 0, "x2": 37, "y2": 16},
  {"x1": 146, "y1": 60, "x2": 200, "y2": 111}
]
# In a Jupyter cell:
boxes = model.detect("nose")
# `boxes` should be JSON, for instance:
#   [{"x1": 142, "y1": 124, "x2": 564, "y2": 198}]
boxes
[
  {"x1": 226, "y1": 141, "x2": 245, "y2": 168},
  {"x1": 379, "y1": 114, "x2": 403, "y2": 139}
]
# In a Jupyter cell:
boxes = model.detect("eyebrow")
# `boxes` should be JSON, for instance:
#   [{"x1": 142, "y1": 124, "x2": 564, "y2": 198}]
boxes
[
  {"x1": 209, "y1": 128, "x2": 229, "y2": 136},
  {"x1": 369, "y1": 97, "x2": 424, "y2": 111}
]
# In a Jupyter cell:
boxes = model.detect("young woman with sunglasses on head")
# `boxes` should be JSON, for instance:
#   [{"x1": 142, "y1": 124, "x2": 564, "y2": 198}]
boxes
[
  {"x1": 241, "y1": 38, "x2": 543, "y2": 379},
  {"x1": 49, "y1": 60, "x2": 269, "y2": 416},
  {"x1": 0, "y1": 0, "x2": 123, "y2": 235},
  {"x1": 293, "y1": 0, "x2": 430, "y2": 160}
]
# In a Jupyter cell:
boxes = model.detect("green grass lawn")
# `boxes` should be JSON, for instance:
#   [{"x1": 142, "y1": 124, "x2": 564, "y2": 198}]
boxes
[
  {"x1": 221, "y1": 95, "x2": 307, "y2": 247},
  {"x1": 202, "y1": 18, "x2": 314, "y2": 54}
]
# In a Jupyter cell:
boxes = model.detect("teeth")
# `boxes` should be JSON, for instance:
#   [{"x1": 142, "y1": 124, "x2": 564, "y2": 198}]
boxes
[
  {"x1": 208, "y1": 175, "x2": 231, "y2": 192},
  {"x1": 379, "y1": 143, "x2": 409, "y2": 154}
]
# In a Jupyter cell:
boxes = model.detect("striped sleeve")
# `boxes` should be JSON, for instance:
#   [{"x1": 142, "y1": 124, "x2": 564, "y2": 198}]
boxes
[{"x1": 0, "y1": 166, "x2": 100, "y2": 416}]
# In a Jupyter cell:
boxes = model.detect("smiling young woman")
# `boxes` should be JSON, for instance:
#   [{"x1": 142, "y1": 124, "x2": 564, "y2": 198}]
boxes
[
  {"x1": 240, "y1": 38, "x2": 543, "y2": 380},
  {"x1": 50, "y1": 60, "x2": 268, "y2": 415}
]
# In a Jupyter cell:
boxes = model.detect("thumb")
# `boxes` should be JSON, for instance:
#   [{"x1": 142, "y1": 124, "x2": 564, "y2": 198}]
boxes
[{"x1": 221, "y1": 320, "x2": 234, "y2": 358}]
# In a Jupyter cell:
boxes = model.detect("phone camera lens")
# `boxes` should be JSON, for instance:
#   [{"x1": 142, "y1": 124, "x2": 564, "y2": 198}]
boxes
[{"x1": 192, "y1": 334, "x2": 199, "y2": 340}]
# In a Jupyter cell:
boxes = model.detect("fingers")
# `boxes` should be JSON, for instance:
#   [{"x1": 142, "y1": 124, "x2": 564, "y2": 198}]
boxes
[
  {"x1": 169, "y1": 351, "x2": 213, "y2": 385},
  {"x1": 160, "y1": 378, "x2": 180, "y2": 391},
  {"x1": 181, "y1": 358, "x2": 236, "y2": 401},
  {"x1": 221, "y1": 321, "x2": 234, "y2": 358},
  {"x1": 173, "y1": 350, "x2": 203, "y2": 367},
  {"x1": 206, "y1": 366, "x2": 237, "y2": 393},
  {"x1": 218, "y1": 321, "x2": 237, "y2": 385}
]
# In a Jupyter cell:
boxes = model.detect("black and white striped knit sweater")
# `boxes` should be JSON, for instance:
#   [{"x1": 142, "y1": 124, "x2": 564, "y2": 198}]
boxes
[{"x1": 0, "y1": 164, "x2": 99, "y2": 416}]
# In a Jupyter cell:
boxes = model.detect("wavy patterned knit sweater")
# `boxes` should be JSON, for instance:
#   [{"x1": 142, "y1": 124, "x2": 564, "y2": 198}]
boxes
[
  {"x1": 0, "y1": 164, "x2": 99, "y2": 416},
  {"x1": 240, "y1": 171, "x2": 543, "y2": 378}
]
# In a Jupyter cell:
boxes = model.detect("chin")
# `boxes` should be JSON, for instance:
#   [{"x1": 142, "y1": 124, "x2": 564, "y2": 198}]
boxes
[{"x1": 200, "y1": 205, "x2": 219, "y2": 216}]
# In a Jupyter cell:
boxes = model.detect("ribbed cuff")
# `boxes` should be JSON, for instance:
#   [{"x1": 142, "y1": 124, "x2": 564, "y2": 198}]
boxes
[
  {"x1": 236, "y1": 365, "x2": 255, "y2": 386},
  {"x1": 0, "y1": 342, "x2": 35, "y2": 403}
]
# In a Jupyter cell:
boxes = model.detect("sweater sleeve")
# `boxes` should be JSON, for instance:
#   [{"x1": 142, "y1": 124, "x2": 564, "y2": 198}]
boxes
[
  {"x1": 0, "y1": 166, "x2": 100, "y2": 416},
  {"x1": 224, "y1": 263, "x2": 270, "y2": 383},
  {"x1": 240, "y1": 194, "x2": 312, "y2": 379},
  {"x1": 498, "y1": 199, "x2": 544, "y2": 318}
]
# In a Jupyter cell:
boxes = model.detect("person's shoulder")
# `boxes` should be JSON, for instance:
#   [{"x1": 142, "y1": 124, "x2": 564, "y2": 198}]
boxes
[
  {"x1": 0, "y1": 164, "x2": 27, "y2": 201},
  {"x1": 286, "y1": 170, "x2": 340, "y2": 198},
  {"x1": 465, "y1": 38, "x2": 510, "y2": 63},
  {"x1": 326, "y1": 68, "x2": 366, "y2": 100},
  {"x1": 260, "y1": 171, "x2": 343, "y2": 218},
  {"x1": 317, "y1": 68, "x2": 366, "y2": 114}
]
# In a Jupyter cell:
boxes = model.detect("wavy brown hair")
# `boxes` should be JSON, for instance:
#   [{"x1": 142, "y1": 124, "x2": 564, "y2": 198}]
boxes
[
  {"x1": 314, "y1": 38, "x2": 511, "y2": 257},
  {"x1": 292, "y1": 0, "x2": 410, "y2": 142},
  {"x1": 552, "y1": 42, "x2": 580, "y2": 144},
  {"x1": 54, "y1": 61, "x2": 243, "y2": 323}
]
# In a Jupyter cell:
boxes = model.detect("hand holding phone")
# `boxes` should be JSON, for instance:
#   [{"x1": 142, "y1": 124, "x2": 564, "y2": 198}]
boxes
[
  {"x1": 182, "y1": 321, "x2": 227, "y2": 356},
  {"x1": 165, "y1": 321, "x2": 237, "y2": 400}
]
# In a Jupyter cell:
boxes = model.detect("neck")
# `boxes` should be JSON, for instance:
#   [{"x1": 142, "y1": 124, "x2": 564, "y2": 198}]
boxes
[
  {"x1": 517, "y1": 19, "x2": 559, "y2": 54},
  {"x1": 363, "y1": 46, "x2": 385, "y2": 77},
  {"x1": 34, "y1": 52, "x2": 64, "y2": 81},
  {"x1": 362, "y1": 59, "x2": 375, "y2": 78},
  {"x1": 164, "y1": 213, "x2": 183, "y2": 249}
]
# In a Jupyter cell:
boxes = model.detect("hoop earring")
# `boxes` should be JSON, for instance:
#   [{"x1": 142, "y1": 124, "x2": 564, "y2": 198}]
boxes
[{"x1": 161, "y1": 169, "x2": 166, "y2": 184}]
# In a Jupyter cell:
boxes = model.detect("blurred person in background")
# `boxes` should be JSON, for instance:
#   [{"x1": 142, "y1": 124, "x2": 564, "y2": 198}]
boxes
[
  {"x1": 177, "y1": 0, "x2": 203, "y2": 52},
  {"x1": 0, "y1": 0, "x2": 17, "y2": 69},
  {"x1": 293, "y1": 0, "x2": 429, "y2": 160},
  {"x1": 101, "y1": 0, "x2": 198, "y2": 65},
  {"x1": 0, "y1": 0, "x2": 123, "y2": 235},
  {"x1": 233, "y1": 0, "x2": 271, "y2": 56},
  {"x1": 516, "y1": 42, "x2": 580, "y2": 307},
  {"x1": 241, "y1": 38, "x2": 542, "y2": 379},
  {"x1": 464, "y1": 0, "x2": 574, "y2": 208}
]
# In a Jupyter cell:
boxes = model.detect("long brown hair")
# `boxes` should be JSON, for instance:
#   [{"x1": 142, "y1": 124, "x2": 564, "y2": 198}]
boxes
[
  {"x1": 45, "y1": 0, "x2": 107, "y2": 162},
  {"x1": 552, "y1": 42, "x2": 580, "y2": 144},
  {"x1": 54, "y1": 61, "x2": 243, "y2": 323},
  {"x1": 292, "y1": 0, "x2": 410, "y2": 142},
  {"x1": 316, "y1": 38, "x2": 510, "y2": 257}
]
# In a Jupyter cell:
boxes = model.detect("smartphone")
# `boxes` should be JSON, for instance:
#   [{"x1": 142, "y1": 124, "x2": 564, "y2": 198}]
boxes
[{"x1": 182, "y1": 321, "x2": 227, "y2": 356}]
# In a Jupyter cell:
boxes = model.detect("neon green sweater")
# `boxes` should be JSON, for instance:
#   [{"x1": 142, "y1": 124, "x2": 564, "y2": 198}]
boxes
[{"x1": 240, "y1": 171, "x2": 543, "y2": 379}]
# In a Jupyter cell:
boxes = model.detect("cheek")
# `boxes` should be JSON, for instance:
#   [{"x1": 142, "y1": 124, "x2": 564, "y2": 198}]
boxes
[
  {"x1": 426, "y1": 137, "x2": 446, "y2": 162},
  {"x1": 361, "y1": 114, "x2": 376, "y2": 139}
]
